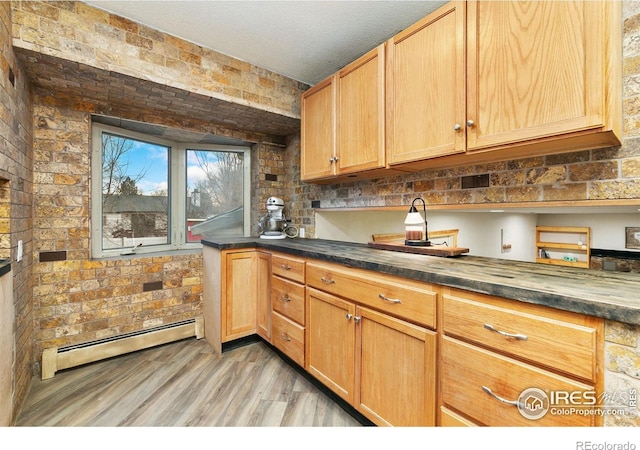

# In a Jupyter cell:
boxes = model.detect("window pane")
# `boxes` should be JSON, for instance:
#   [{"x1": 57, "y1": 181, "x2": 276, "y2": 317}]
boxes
[
  {"x1": 186, "y1": 149, "x2": 244, "y2": 241},
  {"x1": 101, "y1": 132, "x2": 170, "y2": 251}
]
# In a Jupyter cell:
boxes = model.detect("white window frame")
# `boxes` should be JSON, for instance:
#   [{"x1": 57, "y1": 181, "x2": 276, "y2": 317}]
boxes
[{"x1": 91, "y1": 123, "x2": 251, "y2": 258}]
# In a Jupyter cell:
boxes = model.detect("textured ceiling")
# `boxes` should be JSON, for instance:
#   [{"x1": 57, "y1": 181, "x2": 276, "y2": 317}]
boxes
[{"x1": 84, "y1": 0, "x2": 448, "y2": 85}]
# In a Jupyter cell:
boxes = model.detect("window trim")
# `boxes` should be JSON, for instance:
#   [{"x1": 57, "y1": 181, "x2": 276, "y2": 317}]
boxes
[{"x1": 91, "y1": 123, "x2": 251, "y2": 258}]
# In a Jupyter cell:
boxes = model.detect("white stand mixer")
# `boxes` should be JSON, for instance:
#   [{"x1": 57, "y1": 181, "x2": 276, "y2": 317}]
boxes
[{"x1": 258, "y1": 196, "x2": 298, "y2": 239}]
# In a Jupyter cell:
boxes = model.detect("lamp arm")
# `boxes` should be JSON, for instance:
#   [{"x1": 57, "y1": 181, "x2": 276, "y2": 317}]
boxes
[{"x1": 411, "y1": 198, "x2": 428, "y2": 231}]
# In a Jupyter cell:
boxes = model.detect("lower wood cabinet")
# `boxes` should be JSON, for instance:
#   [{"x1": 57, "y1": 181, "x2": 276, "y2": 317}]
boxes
[
  {"x1": 270, "y1": 252, "x2": 306, "y2": 365},
  {"x1": 203, "y1": 248, "x2": 271, "y2": 346},
  {"x1": 439, "y1": 287, "x2": 603, "y2": 427},
  {"x1": 305, "y1": 286, "x2": 436, "y2": 426},
  {"x1": 203, "y1": 247, "x2": 604, "y2": 428},
  {"x1": 254, "y1": 251, "x2": 272, "y2": 342},
  {"x1": 442, "y1": 336, "x2": 597, "y2": 426},
  {"x1": 271, "y1": 311, "x2": 304, "y2": 367},
  {"x1": 223, "y1": 250, "x2": 271, "y2": 342}
]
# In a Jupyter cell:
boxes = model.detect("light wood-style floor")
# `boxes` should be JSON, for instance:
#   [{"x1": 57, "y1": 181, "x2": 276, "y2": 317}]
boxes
[{"x1": 13, "y1": 338, "x2": 362, "y2": 427}]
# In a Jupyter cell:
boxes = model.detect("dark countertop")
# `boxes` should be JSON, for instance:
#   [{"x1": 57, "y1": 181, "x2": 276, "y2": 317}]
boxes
[
  {"x1": 0, "y1": 261, "x2": 10, "y2": 278},
  {"x1": 202, "y1": 237, "x2": 640, "y2": 325}
]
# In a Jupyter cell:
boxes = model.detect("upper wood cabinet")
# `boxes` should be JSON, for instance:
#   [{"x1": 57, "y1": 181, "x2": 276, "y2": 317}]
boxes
[
  {"x1": 301, "y1": 76, "x2": 335, "y2": 181},
  {"x1": 465, "y1": 0, "x2": 621, "y2": 155},
  {"x1": 301, "y1": 45, "x2": 386, "y2": 182},
  {"x1": 386, "y1": 1, "x2": 466, "y2": 165},
  {"x1": 301, "y1": 0, "x2": 621, "y2": 180},
  {"x1": 337, "y1": 44, "x2": 386, "y2": 175}
]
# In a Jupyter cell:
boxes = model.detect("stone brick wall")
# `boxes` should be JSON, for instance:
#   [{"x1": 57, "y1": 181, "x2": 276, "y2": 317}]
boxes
[
  {"x1": 4, "y1": 0, "x2": 297, "y2": 419},
  {"x1": 0, "y1": 0, "x2": 34, "y2": 424},
  {"x1": 604, "y1": 320, "x2": 640, "y2": 425},
  {"x1": 31, "y1": 104, "x2": 200, "y2": 354},
  {"x1": 11, "y1": 1, "x2": 305, "y2": 118}
]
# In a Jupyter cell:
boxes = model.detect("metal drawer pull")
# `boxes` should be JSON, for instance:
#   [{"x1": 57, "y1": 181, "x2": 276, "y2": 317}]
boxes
[
  {"x1": 280, "y1": 333, "x2": 291, "y2": 342},
  {"x1": 482, "y1": 386, "x2": 519, "y2": 406},
  {"x1": 346, "y1": 313, "x2": 352, "y2": 321},
  {"x1": 354, "y1": 316, "x2": 361, "y2": 324},
  {"x1": 320, "y1": 276, "x2": 335, "y2": 284},
  {"x1": 378, "y1": 293, "x2": 401, "y2": 304},
  {"x1": 280, "y1": 264, "x2": 291, "y2": 270},
  {"x1": 281, "y1": 294, "x2": 291, "y2": 302},
  {"x1": 484, "y1": 323, "x2": 528, "y2": 341}
]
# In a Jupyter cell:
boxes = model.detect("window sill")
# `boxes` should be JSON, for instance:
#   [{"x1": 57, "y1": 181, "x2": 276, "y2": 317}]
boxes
[{"x1": 91, "y1": 247, "x2": 203, "y2": 261}]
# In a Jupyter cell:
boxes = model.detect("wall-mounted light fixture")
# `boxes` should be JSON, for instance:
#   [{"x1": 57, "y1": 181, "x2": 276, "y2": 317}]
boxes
[{"x1": 404, "y1": 197, "x2": 431, "y2": 247}]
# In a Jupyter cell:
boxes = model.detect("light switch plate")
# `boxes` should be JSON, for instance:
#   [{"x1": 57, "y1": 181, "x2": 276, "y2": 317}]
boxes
[{"x1": 17, "y1": 240, "x2": 23, "y2": 262}]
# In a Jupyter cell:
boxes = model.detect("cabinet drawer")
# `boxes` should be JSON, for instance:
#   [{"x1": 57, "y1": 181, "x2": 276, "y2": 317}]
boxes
[
  {"x1": 307, "y1": 261, "x2": 436, "y2": 328},
  {"x1": 272, "y1": 275, "x2": 305, "y2": 325},
  {"x1": 271, "y1": 312, "x2": 305, "y2": 367},
  {"x1": 443, "y1": 289, "x2": 600, "y2": 382},
  {"x1": 271, "y1": 253, "x2": 305, "y2": 283},
  {"x1": 440, "y1": 407, "x2": 478, "y2": 427},
  {"x1": 442, "y1": 337, "x2": 597, "y2": 427}
]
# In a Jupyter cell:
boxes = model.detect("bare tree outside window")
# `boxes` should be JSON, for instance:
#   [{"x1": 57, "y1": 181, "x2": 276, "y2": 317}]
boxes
[
  {"x1": 187, "y1": 150, "x2": 244, "y2": 241},
  {"x1": 92, "y1": 123, "x2": 251, "y2": 257},
  {"x1": 101, "y1": 133, "x2": 170, "y2": 250}
]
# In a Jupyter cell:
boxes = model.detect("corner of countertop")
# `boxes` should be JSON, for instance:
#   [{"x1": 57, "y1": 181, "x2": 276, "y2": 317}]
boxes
[
  {"x1": 0, "y1": 260, "x2": 11, "y2": 278},
  {"x1": 201, "y1": 237, "x2": 260, "y2": 250}
]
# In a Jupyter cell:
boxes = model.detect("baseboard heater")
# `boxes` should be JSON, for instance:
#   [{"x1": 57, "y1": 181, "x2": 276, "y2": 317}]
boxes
[{"x1": 41, "y1": 316, "x2": 204, "y2": 380}]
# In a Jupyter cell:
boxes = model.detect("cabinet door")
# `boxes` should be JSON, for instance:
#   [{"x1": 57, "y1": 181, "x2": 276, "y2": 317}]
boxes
[
  {"x1": 255, "y1": 251, "x2": 272, "y2": 342},
  {"x1": 222, "y1": 251, "x2": 258, "y2": 341},
  {"x1": 337, "y1": 44, "x2": 385, "y2": 174},
  {"x1": 356, "y1": 306, "x2": 436, "y2": 426},
  {"x1": 305, "y1": 287, "x2": 356, "y2": 404},
  {"x1": 301, "y1": 76, "x2": 336, "y2": 181},
  {"x1": 386, "y1": 1, "x2": 466, "y2": 165},
  {"x1": 466, "y1": 1, "x2": 605, "y2": 151}
]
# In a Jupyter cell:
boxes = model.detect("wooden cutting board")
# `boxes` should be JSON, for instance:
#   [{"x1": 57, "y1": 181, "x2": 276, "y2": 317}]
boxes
[{"x1": 367, "y1": 241, "x2": 469, "y2": 257}]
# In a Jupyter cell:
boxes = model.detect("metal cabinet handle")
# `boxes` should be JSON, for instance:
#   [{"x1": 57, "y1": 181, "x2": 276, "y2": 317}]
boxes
[
  {"x1": 346, "y1": 313, "x2": 352, "y2": 321},
  {"x1": 320, "y1": 276, "x2": 335, "y2": 284},
  {"x1": 466, "y1": 119, "x2": 475, "y2": 127},
  {"x1": 281, "y1": 294, "x2": 291, "y2": 302},
  {"x1": 354, "y1": 316, "x2": 361, "y2": 324},
  {"x1": 484, "y1": 323, "x2": 528, "y2": 341},
  {"x1": 280, "y1": 264, "x2": 291, "y2": 270},
  {"x1": 453, "y1": 123, "x2": 462, "y2": 131},
  {"x1": 328, "y1": 157, "x2": 334, "y2": 163},
  {"x1": 378, "y1": 293, "x2": 401, "y2": 304},
  {"x1": 482, "y1": 386, "x2": 519, "y2": 406},
  {"x1": 280, "y1": 333, "x2": 291, "y2": 342}
]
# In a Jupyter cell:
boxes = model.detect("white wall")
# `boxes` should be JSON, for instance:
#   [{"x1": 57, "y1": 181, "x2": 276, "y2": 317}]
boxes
[
  {"x1": 315, "y1": 210, "x2": 537, "y2": 261},
  {"x1": 314, "y1": 210, "x2": 640, "y2": 261}
]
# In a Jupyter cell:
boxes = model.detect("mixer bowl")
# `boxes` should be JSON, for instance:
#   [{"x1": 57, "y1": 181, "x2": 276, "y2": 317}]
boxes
[{"x1": 264, "y1": 217, "x2": 286, "y2": 232}]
